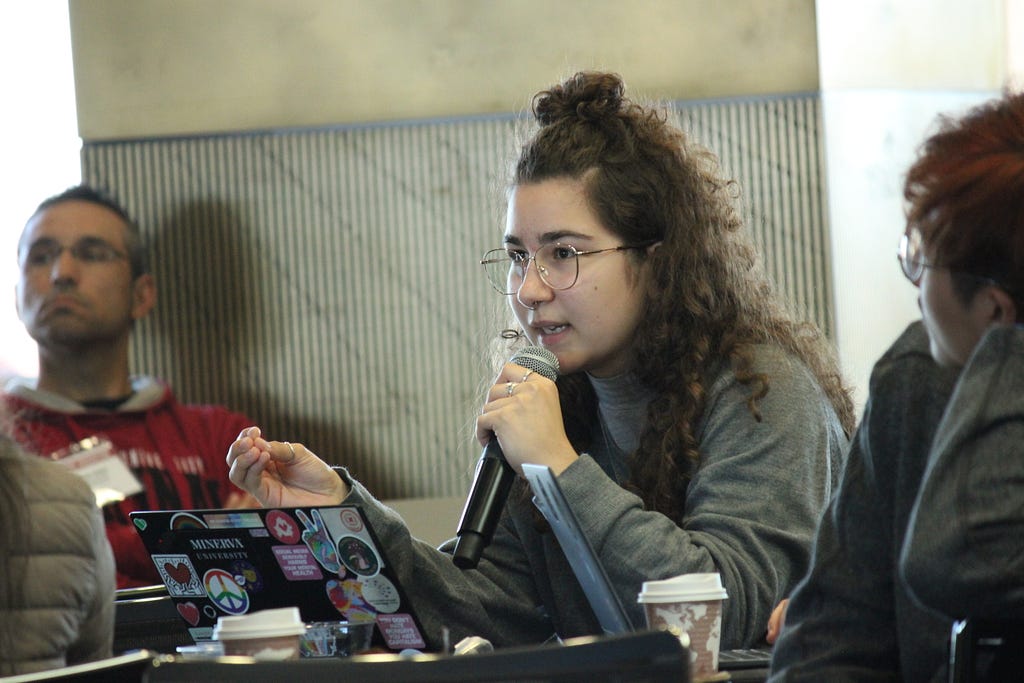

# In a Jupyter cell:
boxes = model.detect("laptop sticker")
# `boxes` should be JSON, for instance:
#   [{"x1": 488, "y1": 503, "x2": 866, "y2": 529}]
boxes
[
  {"x1": 297, "y1": 509, "x2": 342, "y2": 574},
  {"x1": 339, "y1": 508, "x2": 364, "y2": 532},
  {"x1": 361, "y1": 574, "x2": 401, "y2": 613},
  {"x1": 336, "y1": 536, "x2": 380, "y2": 577},
  {"x1": 326, "y1": 578, "x2": 375, "y2": 622},
  {"x1": 266, "y1": 509, "x2": 301, "y2": 544},
  {"x1": 202, "y1": 511, "x2": 264, "y2": 529},
  {"x1": 170, "y1": 512, "x2": 207, "y2": 530},
  {"x1": 377, "y1": 614, "x2": 426, "y2": 650},
  {"x1": 272, "y1": 545, "x2": 326, "y2": 581},
  {"x1": 231, "y1": 559, "x2": 264, "y2": 592},
  {"x1": 153, "y1": 554, "x2": 205, "y2": 597},
  {"x1": 203, "y1": 568, "x2": 249, "y2": 615},
  {"x1": 177, "y1": 601, "x2": 201, "y2": 626}
]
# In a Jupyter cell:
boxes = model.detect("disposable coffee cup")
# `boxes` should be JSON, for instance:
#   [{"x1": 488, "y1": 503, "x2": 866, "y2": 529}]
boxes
[
  {"x1": 637, "y1": 573, "x2": 728, "y2": 681},
  {"x1": 213, "y1": 607, "x2": 306, "y2": 660}
]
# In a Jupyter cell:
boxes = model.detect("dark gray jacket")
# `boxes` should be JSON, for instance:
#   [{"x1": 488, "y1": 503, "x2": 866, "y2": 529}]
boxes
[
  {"x1": 769, "y1": 322, "x2": 959, "y2": 683},
  {"x1": 901, "y1": 324, "x2": 1024, "y2": 619}
]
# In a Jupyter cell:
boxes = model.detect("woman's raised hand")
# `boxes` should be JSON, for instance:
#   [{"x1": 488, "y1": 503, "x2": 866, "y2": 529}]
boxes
[{"x1": 226, "y1": 426, "x2": 349, "y2": 508}]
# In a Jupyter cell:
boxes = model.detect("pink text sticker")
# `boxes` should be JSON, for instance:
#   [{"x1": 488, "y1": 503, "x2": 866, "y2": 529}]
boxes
[
  {"x1": 272, "y1": 545, "x2": 325, "y2": 581},
  {"x1": 376, "y1": 613, "x2": 426, "y2": 650}
]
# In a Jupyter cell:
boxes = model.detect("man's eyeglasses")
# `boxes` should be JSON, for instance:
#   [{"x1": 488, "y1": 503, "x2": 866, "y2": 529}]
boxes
[
  {"x1": 20, "y1": 237, "x2": 129, "y2": 269},
  {"x1": 480, "y1": 242, "x2": 647, "y2": 295}
]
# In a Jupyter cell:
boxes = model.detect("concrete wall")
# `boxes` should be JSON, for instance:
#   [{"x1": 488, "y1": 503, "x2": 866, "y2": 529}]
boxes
[
  {"x1": 68, "y1": 0, "x2": 819, "y2": 139},
  {"x1": 817, "y1": 0, "x2": 1010, "y2": 407},
  {"x1": 65, "y1": 0, "x2": 1020, "y2": 414}
]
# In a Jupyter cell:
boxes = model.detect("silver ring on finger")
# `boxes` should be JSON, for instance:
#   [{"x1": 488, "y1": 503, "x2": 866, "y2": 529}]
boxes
[
  {"x1": 285, "y1": 442, "x2": 297, "y2": 459},
  {"x1": 506, "y1": 381, "x2": 516, "y2": 397},
  {"x1": 521, "y1": 370, "x2": 534, "y2": 383}
]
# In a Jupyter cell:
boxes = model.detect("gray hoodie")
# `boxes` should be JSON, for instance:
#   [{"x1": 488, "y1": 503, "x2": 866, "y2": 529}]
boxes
[
  {"x1": 901, "y1": 324, "x2": 1024, "y2": 619},
  {"x1": 338, "y1": 343, "x2": 846, "y2": 651},
  {"x1": 769, "y1": 322, "x2": 959, "y2": 683}
]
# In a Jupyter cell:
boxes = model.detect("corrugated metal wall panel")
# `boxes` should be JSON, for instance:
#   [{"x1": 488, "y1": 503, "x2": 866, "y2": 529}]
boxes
[{"x1": 81, "y1": 93, "x2": 831, "y2": 500}]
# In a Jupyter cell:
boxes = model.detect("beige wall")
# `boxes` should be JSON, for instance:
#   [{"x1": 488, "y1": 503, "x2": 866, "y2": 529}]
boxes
[
  {"x1": 66, "y1": 0, "x2": 1020, "y2": 414},
  {"x1": 817, "y1": 1, "x2": 1007, "y2": 90},
  {"x1": 69, "y1": 0, "x2": 819, "y2": 140},
  {"x1": 817, "y1": 0, "x2": 1010, "y2": 409}
]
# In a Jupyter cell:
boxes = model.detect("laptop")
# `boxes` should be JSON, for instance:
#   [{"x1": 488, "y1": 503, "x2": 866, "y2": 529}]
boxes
[
  {"x1": 113, "y1": 584, "x2": 192, "y2": 654},
  {"x1": 521, "y1": 464, "x2": 772, "y2": 672},
  {"x1": 130, "y1": 505, "x2": 427, "y2": 653},
  {"x1": 521, "y1": 463, "x2": 635, "y2": 635}
]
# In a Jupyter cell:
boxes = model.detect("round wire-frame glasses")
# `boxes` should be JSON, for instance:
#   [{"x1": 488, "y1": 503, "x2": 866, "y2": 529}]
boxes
[
  {"x1": 480, "y1": 242, "x2": 644, "y2": 295},
  {"x1": 897, "y1": 228, "x2": 930, "y2": 285},
  {"x1": 898, "y1": 227, "x2": 1006, "y2": 291}
]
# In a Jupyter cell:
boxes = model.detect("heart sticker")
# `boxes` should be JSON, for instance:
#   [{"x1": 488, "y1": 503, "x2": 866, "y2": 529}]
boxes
[
  {"x1": 164, "y1": 561, "x2": 193, "y2": 585},
  {"x1": 177, "y1": 601, "x2": 201, "y2": 626},
  {"x1": 133, "y1": 518, "x2": 147, "y2": 530}
]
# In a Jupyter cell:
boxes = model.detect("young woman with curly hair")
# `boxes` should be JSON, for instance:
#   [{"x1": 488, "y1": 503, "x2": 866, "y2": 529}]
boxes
[{"x1": 227, "y1": 71, "x2": 853, "y2": 651}]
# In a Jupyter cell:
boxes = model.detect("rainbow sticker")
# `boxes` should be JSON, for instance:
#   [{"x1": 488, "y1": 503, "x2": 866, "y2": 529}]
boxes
[
  {"x1": 170, "y1": 512, "x2": 207, "y2": 530},
  {"x1": 203, "y1": 568, "x2": 249, "y2": 615}
]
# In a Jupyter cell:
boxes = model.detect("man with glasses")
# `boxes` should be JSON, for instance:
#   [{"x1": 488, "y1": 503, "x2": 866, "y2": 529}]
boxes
[
  {"x1": 769, "y1": 90, "x2": 1024, "y2": 682},
  {"x1": 4, "y1": 184, "x2": 255, "y2": 588}
]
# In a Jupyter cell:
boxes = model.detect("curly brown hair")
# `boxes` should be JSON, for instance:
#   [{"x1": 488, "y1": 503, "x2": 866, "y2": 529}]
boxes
[{"x1": 502, "y1": 71, "x2": 854, "y2": 520}]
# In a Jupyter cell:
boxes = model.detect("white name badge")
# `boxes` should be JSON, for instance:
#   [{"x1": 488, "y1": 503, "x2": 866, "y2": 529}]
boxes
[{"x1": 52, "y1": 437, "x2": 144, "y2": 507}]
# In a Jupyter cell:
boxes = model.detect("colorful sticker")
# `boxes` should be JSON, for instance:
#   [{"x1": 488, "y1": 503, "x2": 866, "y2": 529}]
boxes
[
  {"x1": 231, "y1": 559, "x2": 264, "y2": 592},
  {"x1": 336, "y1": 535, "x2": 380, "y2": 577},
  {"x1": 272, "y1": 545, "x2": 325, "y2": 581},
  {"x1": 152, "y1": 554, "x2": 205, "y2": 597},
  {"x1": 360, "y1": 575, "x2": 401, "y2": 613},
  {"x1": 170, "y1": 512, "x2": 207, "y2": 530},
  {"x1": 377, "y1": 614, "x2": 426, "y2": 650},
  {"x1": 203, "y1": 568, "x2": 249, "y2": 615},
  {"x1": 266, "y1": 509, "x2": 300, "y2": 544},
  {"x1": 202, "y1": 512, "x2": 264, "y2": 529},
  {"x1": 296, "y1": 509, "x2": 341, "y2": 574},
  {"x1": 339, "y1": 508, "x2": 364, "y2": 533},
  {"x1": 326, "y1": 578, "x2": 376, "y2": 622}
]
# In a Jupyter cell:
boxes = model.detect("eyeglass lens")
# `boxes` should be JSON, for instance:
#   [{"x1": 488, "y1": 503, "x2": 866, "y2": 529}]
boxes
[{"x1": 898, "y1": 229, "x2": 924, "y2": 283}]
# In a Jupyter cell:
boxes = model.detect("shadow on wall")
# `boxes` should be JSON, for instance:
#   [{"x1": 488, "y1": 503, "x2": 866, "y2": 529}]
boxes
[{"x1": 141, "y1": 197, "x2": 377, "y2": 485}]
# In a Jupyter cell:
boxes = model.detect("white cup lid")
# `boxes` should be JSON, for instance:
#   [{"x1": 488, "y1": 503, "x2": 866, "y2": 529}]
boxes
[
  {"x1": 213, "y1": 607, "x2": 306, "y2": 640},
  {"x1": 637, "y1": 572, "x2": 728, "y2": 603}
]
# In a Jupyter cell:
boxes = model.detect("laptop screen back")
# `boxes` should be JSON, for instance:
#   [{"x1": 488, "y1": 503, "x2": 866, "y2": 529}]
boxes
[
  {"x1": 130, "y1": 505, "x2": 427, "y2": 652},
  {"x1": 521, "y1": 464, "x2": 635, "y2": 635}
]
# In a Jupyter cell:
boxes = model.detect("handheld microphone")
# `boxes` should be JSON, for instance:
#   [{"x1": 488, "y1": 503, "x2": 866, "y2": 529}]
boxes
[{"x1": 452, "y1": 346, "x2": 559, "y2": 569}]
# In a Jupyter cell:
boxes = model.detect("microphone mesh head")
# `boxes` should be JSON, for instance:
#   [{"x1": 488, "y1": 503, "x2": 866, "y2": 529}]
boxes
[{"x1": 510, "y1": 346, "x2": 559, "y2": 382}]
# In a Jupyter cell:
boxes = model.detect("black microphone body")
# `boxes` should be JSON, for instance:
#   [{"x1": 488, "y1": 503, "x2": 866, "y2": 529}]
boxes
[{"x1": 452, "y1": 346, "x2": 559, "y2": 569}]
